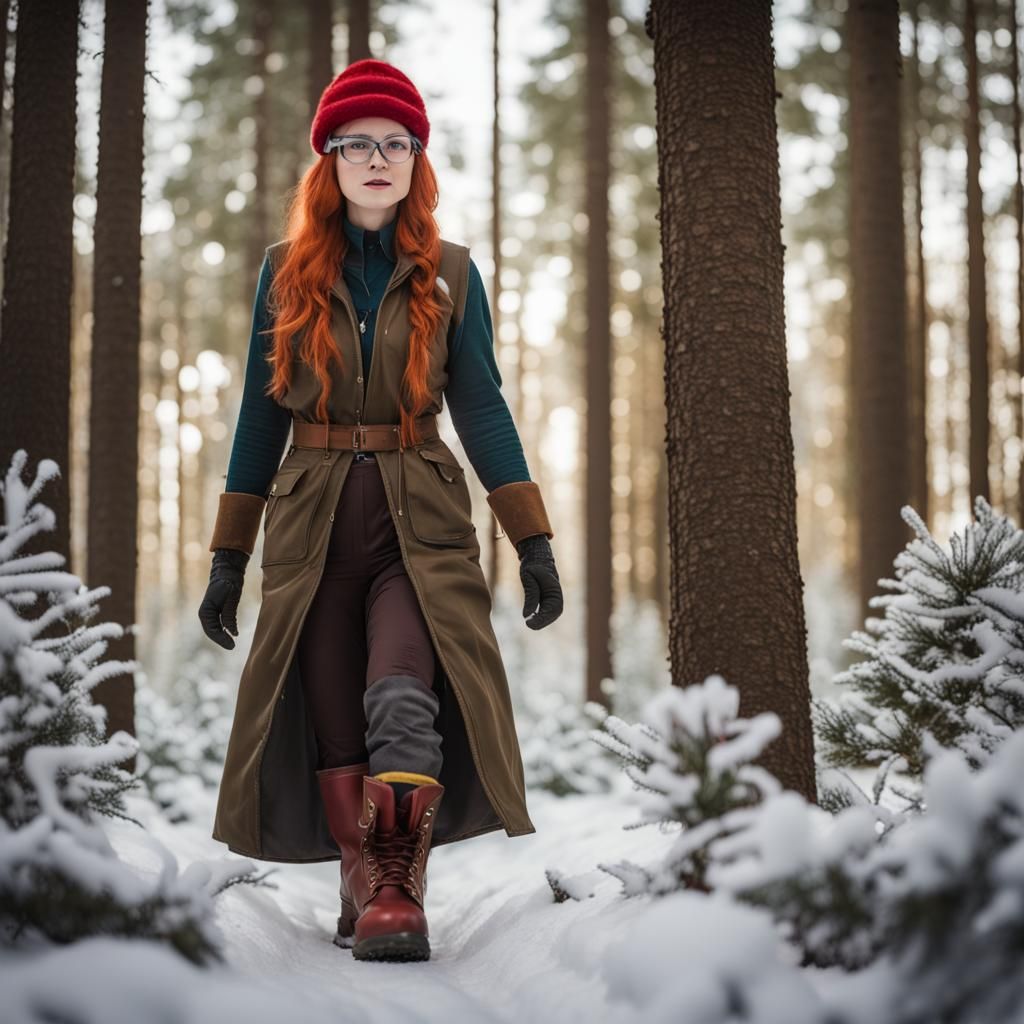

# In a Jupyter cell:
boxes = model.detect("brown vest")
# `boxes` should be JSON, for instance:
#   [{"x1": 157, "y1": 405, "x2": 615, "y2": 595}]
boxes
[{"x1": 264, "y1": 236, "x2": 471, "y2": 428}]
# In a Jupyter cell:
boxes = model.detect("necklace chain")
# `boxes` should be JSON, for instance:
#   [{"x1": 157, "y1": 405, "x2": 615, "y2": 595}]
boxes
[{"x1": 357, "y1": 308, "x2": 371, "y2": 335}]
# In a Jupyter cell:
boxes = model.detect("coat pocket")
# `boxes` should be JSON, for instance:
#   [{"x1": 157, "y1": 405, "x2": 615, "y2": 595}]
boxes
[
  {"x1": 405, "y1": 446, "x2": 476, "y2": 546},
  {"x1": 261, "y1": 464, "x2": 325, "y2": 566}
]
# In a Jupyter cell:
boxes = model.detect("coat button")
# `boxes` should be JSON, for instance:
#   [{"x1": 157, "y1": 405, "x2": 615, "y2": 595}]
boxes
[{"x1": 357, "y1": 376, "x2": 363, "y2": 383}]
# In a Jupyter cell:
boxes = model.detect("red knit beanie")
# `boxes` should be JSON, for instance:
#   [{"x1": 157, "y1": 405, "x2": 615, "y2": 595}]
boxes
[{"x1": 310, "y1": 59, "x2": 430, "y2": 156}]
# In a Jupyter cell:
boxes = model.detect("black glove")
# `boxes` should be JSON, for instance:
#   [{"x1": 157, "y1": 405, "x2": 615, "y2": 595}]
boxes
[
  {"x1": 198, "y1": 547, "x2": 250, "y2": 650},
  {"x1": 515, "y1": 534, "x2": 562, "y2": 630}
]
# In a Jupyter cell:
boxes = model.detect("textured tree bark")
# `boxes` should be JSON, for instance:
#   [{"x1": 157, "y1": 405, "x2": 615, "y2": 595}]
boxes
[
  {"x1": 246, "y1": 0, "x2": 274, "y2": 290},
  {"x1": 649, "y1": 0, "x2": 816, "y2": 800},
  {"x1": 1012, "y1": 0, "x2": 1024, "y2": 524},
  {"x1": 87, "y1": 0, "x2": 149, "y2": 758},
  {"x1": 849, "y1": 0, "x2": 910, "y2": 624},
  {"x1": 347, "y1": 0, "x2": 371, "y2": 65},
  {"x1": 308, "y1": 0, "x2": 334, "y2": 118},
  {"x1": 0, "y1": 0, "x2": 79, "y2": 573},
  {"x1": 585, "y1": 0, "x2": 613, "y2": 707},
  {"x1": 0, "y1": 0, "x2": 11, "y2": 278},
  {"x1": 965, "y1": 0, "x2": 990, "y2": 504},
  {"x1": 907, "y1": 2, "x2": 929, "y2": 529}
]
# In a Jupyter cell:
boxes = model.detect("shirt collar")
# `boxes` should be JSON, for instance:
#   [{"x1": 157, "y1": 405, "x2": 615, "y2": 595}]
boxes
[{"x1": 342, "y1": 211, "x2": 397, "y2": 263}]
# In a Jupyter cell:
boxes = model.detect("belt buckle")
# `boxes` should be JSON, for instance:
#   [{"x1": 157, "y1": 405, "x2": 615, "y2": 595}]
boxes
[{"x1": 352, "y1": 426, "x2": 364, "y2": 451}]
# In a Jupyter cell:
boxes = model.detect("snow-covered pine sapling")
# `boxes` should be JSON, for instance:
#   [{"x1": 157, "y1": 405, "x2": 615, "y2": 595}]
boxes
[
  {"x1": 0, "y1": 451, "x2": 140, "y2": 832},
  {"x1": 590, "y1": 674, "x2": 783, "y2": 895},
  {"x1": 725, "y1": 730, "x2": 1024, "y2": 995},
  {"x1": 815, "y1": 496, "x2": 1024, "y2": 810},
  {"x1": 135, "y1": 667, "x2": 233, "y2": 823},
  {"x1": 845, "y1": 729, "x2": 1024, "y2": 1019},
  {"x1": 519, "y1": 694, "x2": 619, "y2": 797},
  {"x1": 0, "y1": 450, "x2": 268, "y2": 965}
]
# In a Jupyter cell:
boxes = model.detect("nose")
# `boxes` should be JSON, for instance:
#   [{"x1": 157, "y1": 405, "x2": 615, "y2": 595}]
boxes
[{"x1": 368, "y1": 145, "x2": 390, "y2": 170}]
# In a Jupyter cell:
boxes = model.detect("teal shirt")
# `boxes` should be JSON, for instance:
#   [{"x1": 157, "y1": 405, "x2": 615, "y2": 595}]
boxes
[{"x1": 224, "y1": 213, "x2": 532, "y2": 497}]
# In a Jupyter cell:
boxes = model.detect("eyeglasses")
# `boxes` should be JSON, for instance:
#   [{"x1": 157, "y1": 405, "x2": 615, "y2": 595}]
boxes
[{"x1": 323, "y1": 132, "x2": 422, "y2": 163}]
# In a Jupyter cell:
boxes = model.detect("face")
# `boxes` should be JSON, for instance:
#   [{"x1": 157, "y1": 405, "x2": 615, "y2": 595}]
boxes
[{"x1": 331, "y1": 116, "x2": 416, "y2": 227}]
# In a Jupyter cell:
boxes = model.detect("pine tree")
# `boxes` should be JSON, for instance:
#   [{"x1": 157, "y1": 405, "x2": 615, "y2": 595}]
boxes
[
  {"x1": 135, "y1": 661, "x2": 232, "y2": 823},
  {"x1": 569, "y1": 665, "x2": 1024, "y2": 1007},
  {"x1": 518, "y1": 694, "x2": 618, "y2": 797},
  {"x1": 815, "y1": 497, "x2": 1024, "y2": 810},
  {"x1": 0, "y1": 451, "x2": 264, "y2": 964},
  {"x1": 711, "y1": 731, "x2": 1024, "y2": 1012},
  {"x1": 590, "y1": 674, "x2": 783, "y2": 894}
]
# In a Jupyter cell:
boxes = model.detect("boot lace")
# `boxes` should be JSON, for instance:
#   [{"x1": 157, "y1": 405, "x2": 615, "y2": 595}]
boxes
[{"x1": 372, "y1": 824, "x2": 421, "y2": 886}]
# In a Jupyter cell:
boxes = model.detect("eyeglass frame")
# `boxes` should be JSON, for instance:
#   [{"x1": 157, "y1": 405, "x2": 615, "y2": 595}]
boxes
[{"x1": 323, "y1": 131, "x2": 423, "y2": 162}]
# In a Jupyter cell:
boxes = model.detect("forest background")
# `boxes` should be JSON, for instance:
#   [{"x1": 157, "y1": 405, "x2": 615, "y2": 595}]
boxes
[{"x1": 3, "y1": 0, "x2": 1020, "y2": 731}]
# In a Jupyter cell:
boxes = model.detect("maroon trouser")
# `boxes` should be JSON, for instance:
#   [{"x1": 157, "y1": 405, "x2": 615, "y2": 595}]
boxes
[{"x1": 296, "y1": 455, "x2": 443, "y2": 776}]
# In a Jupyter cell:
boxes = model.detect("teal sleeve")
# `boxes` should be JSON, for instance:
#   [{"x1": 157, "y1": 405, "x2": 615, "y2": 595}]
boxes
[
  {"x1": 443, "y1": 257, "x2": 532, "y2": 492},
  {"x1": 224, "y1": 254, "x2": 293, "y2": 496}
]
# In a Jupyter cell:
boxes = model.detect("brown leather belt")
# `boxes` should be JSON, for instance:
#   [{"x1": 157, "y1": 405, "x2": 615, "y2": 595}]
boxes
[{"x1": 291, "y1": 415, "x2": 439, "y2": 452}]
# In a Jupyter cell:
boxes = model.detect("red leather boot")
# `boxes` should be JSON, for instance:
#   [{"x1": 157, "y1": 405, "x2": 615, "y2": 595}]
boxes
[
  {"x1": 315, "y1": 763, "x2": 366, "y2": 948},
  {"x1": 316, "y1": 765, "x2": 444, "y2": 962}
]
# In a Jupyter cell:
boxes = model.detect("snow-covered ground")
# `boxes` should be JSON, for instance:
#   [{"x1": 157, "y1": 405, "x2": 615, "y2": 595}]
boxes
[
  {"x1": 6, "y1": 723, "x2": 1024, "y2": 1024},
  {"x1": 0, "y1": 761, "x2": 930, "y2": 1024},
  {"x1": 8, "y1": 456, "x2": 1024, "y2": 1023},
  {"x1": 2, "y1": 777, "x2": 692, "y2": 1023}
]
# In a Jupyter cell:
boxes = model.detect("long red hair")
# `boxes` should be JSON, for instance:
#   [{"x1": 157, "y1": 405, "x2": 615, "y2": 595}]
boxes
[{"x1": 262, "y1": 152, "x2": 447, "y2": 448}]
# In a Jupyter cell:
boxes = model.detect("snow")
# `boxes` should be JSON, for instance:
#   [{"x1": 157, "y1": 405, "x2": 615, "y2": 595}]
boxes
[
  {"x1": 2, "y1": 779, "x2": 689, "y2": 1024},
  {"x1": 2, "y1": 688, "x2": 1022, "y2": 1024},
  {"x1": 599, "y1": 893, "x2": 824, "y2": 1024},
  {"x1": 7, "y1": 454, "x2": 1024, "y2": 1022}
]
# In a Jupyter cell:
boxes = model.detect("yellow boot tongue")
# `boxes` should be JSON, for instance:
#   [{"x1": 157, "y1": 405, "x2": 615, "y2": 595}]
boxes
[{"x1": 373, "y1": 771, "x2": 437, "y2": 826}]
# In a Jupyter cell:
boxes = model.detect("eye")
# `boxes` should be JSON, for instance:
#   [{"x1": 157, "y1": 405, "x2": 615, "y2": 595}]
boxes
[{"x1": 349, "y1": 141, "x2": 368, "y2": 150}]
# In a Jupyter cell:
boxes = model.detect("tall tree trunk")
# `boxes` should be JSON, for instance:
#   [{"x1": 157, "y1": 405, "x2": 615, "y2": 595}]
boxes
[
  {"x1": 1012, "y1": 0, "x2": 1024, "y2": 523},
  {"x1": 908, "y1": 2, "x2": 929, "y2": 527},
  {"x1": 629, "y1": 334, "x2": 644, "y2": 602},
  {"x1": 0, "y1": 0, "x2": 9, "y2": 127},
  {"x1": 487, "y1": 0, "x2": 503, "y2": 594},
  {"x1": 654, "y1": 446, "x2": 668, "y2": 639},
  {"x1": 308, "y1": 0, "x2": 334, "y2": 118},
  {"x1": 0, "y1": 0, "x2": 11, "y2": 270},
  {"x1": 585, "y1": 0, "x2": 612, "y2": 707},
  {"x1": 247, "y1": 0, "x2": 273, "y2": 289},
  {"x1": 965, "y1": 0, "x2": 990, "y2": 503},
  {"x1": 946, "y1": 309, "x2": 959, "y2": 524},
  {"x1": 648, "y1": 0, "x2": 816, "y2": 800},
  {"x1": 87, "y1": 0, "x2": 148, "y2": 754},
  {"x1": 0, "y1": 0, "x2": 79, "y2": 572},
  {"x1": 850, "y1": 0, "x2": 909, "y2": 624},
  {"x1": 993, "y1": 320, "x2": 1007, "y2": 509},
  {"x1": 348, "y1": 0, "x2": 371, "y2": 64}
]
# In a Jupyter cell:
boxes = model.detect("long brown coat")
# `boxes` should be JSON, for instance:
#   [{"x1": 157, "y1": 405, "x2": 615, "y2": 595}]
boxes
[{"x1": 211, "y1": 237, "x2": 536, "y2": 861}]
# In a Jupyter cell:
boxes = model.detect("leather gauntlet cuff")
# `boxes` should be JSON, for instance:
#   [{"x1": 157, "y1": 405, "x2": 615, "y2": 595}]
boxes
[
  {"x1": 486, "y1": 481, "x2": 554, "y2": 548},
  {"x1": 208, "y1": 492, "x2": 267, "y2": 556}
]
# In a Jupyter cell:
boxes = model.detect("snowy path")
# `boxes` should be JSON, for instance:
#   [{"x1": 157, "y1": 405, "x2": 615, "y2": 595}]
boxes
[
  {"x1": 72, "y1": 778, "x2": 677, "y2": 1024},
  {"x1": 4, "y1": 767, "x2": 935, "y2": 1023}
]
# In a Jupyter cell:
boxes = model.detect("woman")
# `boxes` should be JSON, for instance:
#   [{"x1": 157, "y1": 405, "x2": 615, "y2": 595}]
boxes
[{"x1": 198, "y1": 59, "x2": 563, "y2": 964}]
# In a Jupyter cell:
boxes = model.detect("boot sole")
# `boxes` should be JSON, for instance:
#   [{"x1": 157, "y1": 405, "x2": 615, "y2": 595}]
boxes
[{"x1": 352, "y1": 932, "x2": 431, "y2": 962}]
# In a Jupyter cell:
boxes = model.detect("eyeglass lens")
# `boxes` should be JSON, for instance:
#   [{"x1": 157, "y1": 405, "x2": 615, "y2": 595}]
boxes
[{"x1": 330, "y1": 136, "x2": 415, "y2": 163}]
